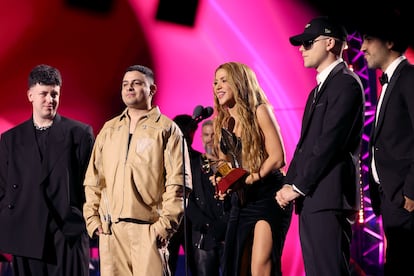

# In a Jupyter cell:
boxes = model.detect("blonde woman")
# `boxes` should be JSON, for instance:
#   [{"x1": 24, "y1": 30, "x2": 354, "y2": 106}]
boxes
[{"x1": 212, "y1": 62, "x2": 292, "y2": 276}]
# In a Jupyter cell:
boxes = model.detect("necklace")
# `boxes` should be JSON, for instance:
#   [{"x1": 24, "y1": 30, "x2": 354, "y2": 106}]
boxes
[{"x1": 34, "y1": 121, "x2": 53, "y2": 131}]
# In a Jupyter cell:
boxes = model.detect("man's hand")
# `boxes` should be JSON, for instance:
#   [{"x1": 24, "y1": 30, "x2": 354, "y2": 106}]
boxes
[
  {"x1": 404, "y1": 195, "x2": 414, "y2": 212},
  {"x1": 275, "y1": 184, "x2": 300, "y2": 209},
  {"x1": 156, "y1": 235, "x2": 168, "y2": 249},
  {"x1": 94, "y1": 225, "x2": 103, "y2": 236},
  {"x1": 209, "y1": 174, "x2": 230, "y2": 200}
]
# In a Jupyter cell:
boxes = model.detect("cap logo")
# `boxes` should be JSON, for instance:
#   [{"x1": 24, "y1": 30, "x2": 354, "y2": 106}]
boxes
[{"x1": 324, "y1": 28, "x2": 332, "y2": 34}]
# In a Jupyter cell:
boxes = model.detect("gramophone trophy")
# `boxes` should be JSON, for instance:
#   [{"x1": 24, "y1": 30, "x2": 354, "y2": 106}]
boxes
[{"x1": 202, "y1": 127, "x2": 248, "y2": 195}]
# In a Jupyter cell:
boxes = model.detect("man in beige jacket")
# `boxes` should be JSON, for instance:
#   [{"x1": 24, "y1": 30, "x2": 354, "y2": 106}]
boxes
[{"x1": 83, "y1": 65, "x2": 192, "y2": 275}]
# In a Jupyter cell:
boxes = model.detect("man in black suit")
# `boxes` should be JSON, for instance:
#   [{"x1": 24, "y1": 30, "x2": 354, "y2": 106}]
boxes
[
  {"x1": 171, "y1": 114, "x2": 230, "y2": 276},
  {"x1": 166, "y1": 114, "x2": 197, "y2": 276},
  {"x1": 0, "y1": 64, "x2": 94, "y2": 275},
  {"x1": 275, "y1": 16, "x2": 365, "y2": 276},
  {"x1": 360, "y1": 11, "x2": 414, "y2": 275}
]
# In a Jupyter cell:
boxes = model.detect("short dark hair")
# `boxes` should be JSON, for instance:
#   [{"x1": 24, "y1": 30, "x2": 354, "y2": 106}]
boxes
[
  {"x1": 125, "y1": 65, "x2": 155, "y2": 84},
  {"x1": 358, "y1": 10, "x2": 409, "y2": 54},
  {"x1": 173, "y1": 114, "x2": 198, "y2": 133},
  {"x1": 28, "y1": 64, "x2": 62, "y2": 88},
  {"x1": 173, "y1": 114, "x2": 198, "y2": 146}
]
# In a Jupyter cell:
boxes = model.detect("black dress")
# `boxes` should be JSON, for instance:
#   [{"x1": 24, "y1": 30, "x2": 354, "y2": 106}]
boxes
[{"x1": 220, "y1": 134, "x2": 293, "y2": 276}]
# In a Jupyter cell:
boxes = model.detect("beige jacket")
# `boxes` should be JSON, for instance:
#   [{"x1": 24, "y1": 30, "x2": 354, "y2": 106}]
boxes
[{"x1": 83, "y1": 106, "x2": 192, "y2": 240}]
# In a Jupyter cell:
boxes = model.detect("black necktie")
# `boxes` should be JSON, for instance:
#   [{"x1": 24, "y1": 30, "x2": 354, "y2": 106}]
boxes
[
  {"x1": 312, "y1": 83, "x2": 320, "y2": 103},
  {"x1": 379, "y1": 72, "x2": 388, "y2": 86}
]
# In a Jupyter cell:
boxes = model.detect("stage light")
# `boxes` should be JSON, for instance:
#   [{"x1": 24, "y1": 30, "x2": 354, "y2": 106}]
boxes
[{"x1": 156, "y1": 0, "x2": 199, "y2": 27}]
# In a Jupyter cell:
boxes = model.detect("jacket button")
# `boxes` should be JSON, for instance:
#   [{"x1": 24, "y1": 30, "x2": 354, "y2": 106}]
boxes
[
  {"x1": 12, "y1": 184, "x2": 18, "y2": 189},
  {"x1": 7, "y1": 204, "x2": 14, "y2": 209}
]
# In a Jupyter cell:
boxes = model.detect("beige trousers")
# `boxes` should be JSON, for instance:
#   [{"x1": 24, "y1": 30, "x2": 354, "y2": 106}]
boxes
[{"x1": 99, "y1": 221, "x2": 168, "y2": 276}]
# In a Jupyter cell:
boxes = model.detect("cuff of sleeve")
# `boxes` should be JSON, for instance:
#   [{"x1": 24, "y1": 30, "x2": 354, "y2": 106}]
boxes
[
  {"x1": 292, "y1": 184, "x2": 305, "y2": 196},
  {"x1": 86, "y1": 217, "x2": 102, "y2": 238}
]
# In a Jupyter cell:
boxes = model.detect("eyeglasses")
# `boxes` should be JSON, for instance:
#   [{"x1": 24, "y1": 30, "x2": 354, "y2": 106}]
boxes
[{"x1": 302, "y1": 38, "x2": 330, "y2": 50}]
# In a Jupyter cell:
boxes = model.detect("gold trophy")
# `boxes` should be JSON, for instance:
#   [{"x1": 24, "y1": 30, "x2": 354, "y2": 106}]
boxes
[
  {"x1": 202, "y1": 127, "x2": 248, "y2": 196},
  {"x1": 215, "y1": 162, "x2": 247, "y2": 195}
]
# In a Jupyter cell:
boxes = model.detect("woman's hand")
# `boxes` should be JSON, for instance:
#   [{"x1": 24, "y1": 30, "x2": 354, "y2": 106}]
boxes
[{"x1": 245, "y1": 172, "x2": 260, "y2": 185}]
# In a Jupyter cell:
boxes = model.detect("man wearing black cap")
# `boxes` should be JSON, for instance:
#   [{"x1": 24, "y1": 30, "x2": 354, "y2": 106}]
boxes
[
  {"x1": 360, "y1": 11, "x2": 414, "y2": 275},
  {"x1": 275, "y1": 16, "x2": 365, "y2": 276}
]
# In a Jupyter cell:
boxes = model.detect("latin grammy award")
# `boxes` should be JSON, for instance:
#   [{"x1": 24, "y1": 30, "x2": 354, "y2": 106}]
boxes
[{"x1": 202, "y1": 127, "x2": 248, "y2": 196}]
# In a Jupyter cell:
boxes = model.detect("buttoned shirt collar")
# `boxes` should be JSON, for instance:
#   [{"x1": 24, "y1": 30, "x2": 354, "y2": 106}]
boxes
[
  {"x1": 316, "y1": 58, "x2": 343, "y2": 88},
  {"x1": 119, "y1": 106, "x2": 162, "y2": 123},
  {"x1": 383, "y1": 55, "x2": 406, "y2": 81}
]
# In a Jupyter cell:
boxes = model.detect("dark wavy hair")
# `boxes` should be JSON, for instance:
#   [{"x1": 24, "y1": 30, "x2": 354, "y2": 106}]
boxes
[
  {"x1": 125, "y1": 65, "x2": 155, "y2": 84},
  {"x1": 28, "y1": 64, "x2": 62, "y2": 88}
]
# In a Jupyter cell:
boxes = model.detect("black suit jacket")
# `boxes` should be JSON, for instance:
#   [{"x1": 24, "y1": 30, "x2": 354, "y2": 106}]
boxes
[
  {"x1": 286, "y1": 62, "x2": 365, "y2": 215},
  {"x1": 368, "y1": 59, "x2": 414, "y2": 215},
  {"x1": 0, "y1": 114, "x2": 94, "y2": 259},
  {"x1": 186, "y1": 148, "x2": 230, "y2": 251}
]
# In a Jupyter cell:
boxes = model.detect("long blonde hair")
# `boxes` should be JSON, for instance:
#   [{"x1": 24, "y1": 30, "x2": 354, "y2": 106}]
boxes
[{"x1": 213, "y1": 62, "x2": 271, "y2": 172}]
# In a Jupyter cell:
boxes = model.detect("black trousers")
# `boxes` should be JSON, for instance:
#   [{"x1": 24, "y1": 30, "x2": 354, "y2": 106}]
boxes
[
  {"x1": 12, "y1": 220, "x2": 89, "y2": 276},
  {"x1": 192, "y1": 243, "x2": 224, "y2": 276},
  {"x1": 380, "y1": 190, "x2": 414, "y2": 276}
]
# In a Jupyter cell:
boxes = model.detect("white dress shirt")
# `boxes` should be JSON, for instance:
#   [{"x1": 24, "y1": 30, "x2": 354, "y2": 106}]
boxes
[{"x1": 371, "y1": 55, "x2": 406, "y2": 184}]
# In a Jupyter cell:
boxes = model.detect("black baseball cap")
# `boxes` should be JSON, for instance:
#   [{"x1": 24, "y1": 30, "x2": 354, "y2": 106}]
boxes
[{"x1": 289, "y1": 16, "x2": 348, "y2": 46}]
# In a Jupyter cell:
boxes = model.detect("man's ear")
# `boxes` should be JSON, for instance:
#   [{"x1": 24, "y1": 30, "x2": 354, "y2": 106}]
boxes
[
  {"x1": 386, "y1": 40, "x2": 394, "y2": 51},
  {"x1": 150, "y1": 84, "x2": 157, "y2": 96},
  {"x1": 27, "y1": 89, "x2": 33, "y2": 102}
]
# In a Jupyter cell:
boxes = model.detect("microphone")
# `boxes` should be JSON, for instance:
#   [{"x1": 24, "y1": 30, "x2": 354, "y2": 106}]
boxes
[
  {"x1": 192, "y1": 105, "x2": 204, "y2": 120},
  {"x1": 202, "y1": 106, "x2": 213, "y2": 119},
  {"x1": 192, "y1": 105, "x2": 213, "y2": 123}
]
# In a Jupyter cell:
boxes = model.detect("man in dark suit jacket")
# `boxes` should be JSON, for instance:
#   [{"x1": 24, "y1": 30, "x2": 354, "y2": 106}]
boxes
[
  {"x1": 275, "y1": 16, "x2": 365, "y2": 276},
  {"x1": 0, "y1": 64, "x2": 94, "y2": 275},
  {"x1": 360, "y1": 11, "x2": 414, "y2": 275},
  {"x1": 170, "y1": 114, "x2": 230, "y2": 276},
  {"x1": 186, "y1": 117, "x2": 230, "y2": 276}
]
